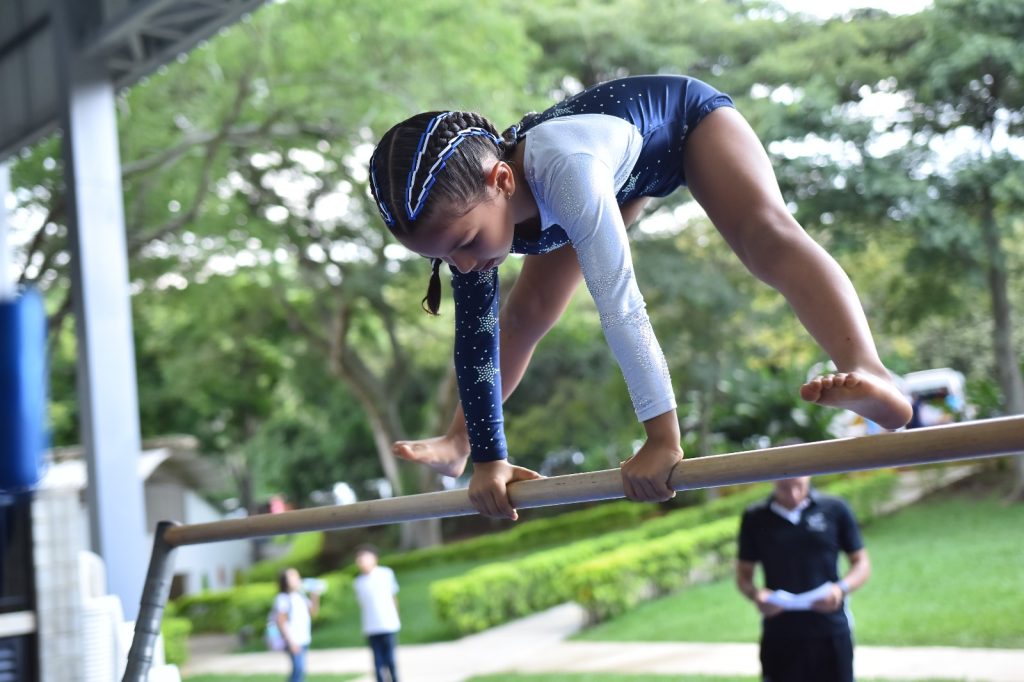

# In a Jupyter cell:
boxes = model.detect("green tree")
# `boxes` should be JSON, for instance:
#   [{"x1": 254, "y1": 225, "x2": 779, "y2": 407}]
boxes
[
  {"x1": 11, "y1": 0, "x2": 545, "y2": 547},
  {"x1": 745, "y1": 0, "x2": 1024, "y2": 492},
  {"x1": 900, "y1": 0, "x2": 1024, "y2": 426},
  {"x1": 516, "y1": 0, "x2": 803, "y2": 91}
]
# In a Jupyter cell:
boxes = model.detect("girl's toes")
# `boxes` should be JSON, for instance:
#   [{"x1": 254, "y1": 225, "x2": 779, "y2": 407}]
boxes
[{"x1": 800, "y1": 380, "x2": 822, "y2": 402}]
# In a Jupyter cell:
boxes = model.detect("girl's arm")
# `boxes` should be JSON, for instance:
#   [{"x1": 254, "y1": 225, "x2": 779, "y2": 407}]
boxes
[
  {"x1": 459, "y1": 198, "x2": 653, "y2": 519},
  {"x1": 533, "y1": 154, "x2": 679, "y2": 502},
  {"x1": 503, "y1": 197, "x2": 651, "y2": 393},
  {"x1": 445, "y1": 197, "x2": 650, "y2": 446}
]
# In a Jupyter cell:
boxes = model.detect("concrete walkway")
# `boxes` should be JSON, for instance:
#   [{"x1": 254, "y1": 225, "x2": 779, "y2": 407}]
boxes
[{"x1": 183, "y1": 603, "x2": 1024, "y2": 682}]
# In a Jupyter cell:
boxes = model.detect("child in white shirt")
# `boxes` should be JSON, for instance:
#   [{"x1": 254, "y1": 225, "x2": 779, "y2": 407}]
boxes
[
  {"x1": 353, "y1": 545, "x2": 400, "y2": 682},
  {"x1": 271, "y1": 567, "x2": 320, "y2": 682}
]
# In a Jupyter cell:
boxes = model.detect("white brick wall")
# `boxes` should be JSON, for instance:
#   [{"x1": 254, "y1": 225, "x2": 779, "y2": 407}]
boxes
[{"x1": 32, "y1": 489, "x2": 86, "y2": 682}]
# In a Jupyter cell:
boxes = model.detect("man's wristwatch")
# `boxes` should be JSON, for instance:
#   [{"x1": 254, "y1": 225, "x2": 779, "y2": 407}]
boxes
[{"x1": 837, "y1": 579, "x2": 851, "y2": 596}]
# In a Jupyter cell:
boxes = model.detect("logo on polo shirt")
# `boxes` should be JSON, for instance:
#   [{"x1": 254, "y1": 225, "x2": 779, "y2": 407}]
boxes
[{"x1": 806, "y1": 511, "x2": 828, "y2": 532}]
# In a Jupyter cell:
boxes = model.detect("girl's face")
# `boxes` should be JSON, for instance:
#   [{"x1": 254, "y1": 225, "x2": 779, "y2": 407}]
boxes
[{"x1": 398, "y1": 163, "x2": 517, "y2": 274}]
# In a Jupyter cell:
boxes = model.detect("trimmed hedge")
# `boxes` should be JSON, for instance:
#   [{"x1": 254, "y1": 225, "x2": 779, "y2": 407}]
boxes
[
  {"x1": 202, "y1": 491, "x2": 660, "y2": 638},
  {"x1": 431, "y1": 472, "x2": 899, "y2": 634},
  {"x1": 430, "y1": 485, "x2": 773, "y2": 635},
  {"x1": 161, "y1": 616, "x2": 192, "y2": 666},
  {"x1": 174, "y1": 582, "x2": 278, "y2": 634},
  {"x1": 568, "y1": 517, "x2": 739, "y2": 621},
  {"x1": 243, "y1": 531, "x2": 324, "y2": 583},
  {"x1": 381, "y1": 498, "x2": 658, "y2": 573},
  {"x1": 173, "y1": 569, "x2": 356, "y2": 643},
  {"x1": 305, "y1": 571, "x2": 357, "y2": 627},
  {"x1": 566, "y1": 471, "x2": 898, "y2": 622},
  {"x1": 430, "y1": 534, "x2": 620, "y2": 635},
  {"x1": 822, "y1": 471, "x2": 898, "y2": 524},
  {"x1": 237, "y1": 497, "x2": 655, "y2": 587}
]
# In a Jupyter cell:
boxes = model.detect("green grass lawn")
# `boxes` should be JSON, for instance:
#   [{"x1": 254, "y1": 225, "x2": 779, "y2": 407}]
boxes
[
  {"x1": 575, "y1": 473, "x2": 1024, "y2": 648},
  {"x1": 466, "y1": 674, "x2": 963, "y2": 682}
]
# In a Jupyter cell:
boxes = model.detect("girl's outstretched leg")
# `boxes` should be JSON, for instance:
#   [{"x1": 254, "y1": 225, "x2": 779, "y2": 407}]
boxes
[{"x1": 682, "y1": 107, "x2": 912, "y2": 430}]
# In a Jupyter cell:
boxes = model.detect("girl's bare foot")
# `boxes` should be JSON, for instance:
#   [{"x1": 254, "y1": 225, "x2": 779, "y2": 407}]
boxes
[
  {"x1": 392, "y1": 435, "x2": 471, "y2": 478},
  {"x1": 800, "y1": 371, "x2": 913, "y2": 431}
]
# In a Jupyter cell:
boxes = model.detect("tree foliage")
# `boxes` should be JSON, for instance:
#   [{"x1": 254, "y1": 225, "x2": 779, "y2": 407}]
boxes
[{"x1": 7, "y1": 0, "x2": 1024, "y2": 523}]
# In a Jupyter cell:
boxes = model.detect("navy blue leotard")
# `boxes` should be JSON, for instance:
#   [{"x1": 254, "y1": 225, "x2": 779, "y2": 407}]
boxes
[{"x1": 452, "y1": 75, "x2": 734, "y2": 463}]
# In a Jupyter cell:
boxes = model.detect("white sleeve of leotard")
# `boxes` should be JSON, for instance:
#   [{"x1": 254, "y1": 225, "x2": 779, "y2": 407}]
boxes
[{"x1": 535, "y1": 151, "x2": 676, "y2": 422}]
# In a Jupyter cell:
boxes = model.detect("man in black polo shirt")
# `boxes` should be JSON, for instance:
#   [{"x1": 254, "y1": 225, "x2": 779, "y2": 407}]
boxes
[{"x1": 736, "y1": 476, "x2": 871, "y2": 682}]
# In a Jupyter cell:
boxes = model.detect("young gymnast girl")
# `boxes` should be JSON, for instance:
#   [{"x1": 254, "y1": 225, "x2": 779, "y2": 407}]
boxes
[{"x1": 368, "y1": 75, "x2": 912, "y2": 520}]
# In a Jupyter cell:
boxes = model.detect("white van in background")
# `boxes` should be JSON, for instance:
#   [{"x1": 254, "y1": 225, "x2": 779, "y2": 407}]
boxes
[{"x1": 903, "y1": 367, "x2": 974, "y2": 427}]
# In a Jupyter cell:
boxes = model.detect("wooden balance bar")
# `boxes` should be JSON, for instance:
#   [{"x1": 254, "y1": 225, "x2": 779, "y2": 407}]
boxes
[{"x1": 163, "y1": 415, "x2": 1024, "y2": 547}]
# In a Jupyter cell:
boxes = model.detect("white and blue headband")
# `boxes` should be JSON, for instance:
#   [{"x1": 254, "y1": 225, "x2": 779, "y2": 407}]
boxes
[{"x1": 371, "y1": 112, "x2": 502, "y2": 228}]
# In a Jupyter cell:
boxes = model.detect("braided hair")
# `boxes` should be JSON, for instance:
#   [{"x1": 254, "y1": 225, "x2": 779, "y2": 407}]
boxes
[{"x1": 369, "y1": 110, "x2": 522, "y2": 314}]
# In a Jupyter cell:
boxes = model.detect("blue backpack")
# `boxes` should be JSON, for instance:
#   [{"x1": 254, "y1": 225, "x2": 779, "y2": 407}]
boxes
[{"x1": 265, "y1": 595, "x2": 290, "y2": 651}]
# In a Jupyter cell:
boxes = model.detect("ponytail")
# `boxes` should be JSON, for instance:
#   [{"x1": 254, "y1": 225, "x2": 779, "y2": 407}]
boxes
[
  {"x1": 500, "y1": 112, "x2": 539, "y2": 158},
  {"x1": 421, "y1": 258, "x2": 442, "y2": 315}
]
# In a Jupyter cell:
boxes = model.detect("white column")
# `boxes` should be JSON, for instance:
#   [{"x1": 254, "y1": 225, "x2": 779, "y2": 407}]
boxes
[{"x1": 56, "y1": 10, "x2": 147, "y2": 621}]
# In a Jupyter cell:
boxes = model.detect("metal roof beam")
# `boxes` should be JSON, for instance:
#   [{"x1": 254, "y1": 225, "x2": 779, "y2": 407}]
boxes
[
  {"x1": 0, "y1": 0, "x2": 266, "y2": 162},
  {"x1": 0, "y1": 14, "x2": 49, "y2": 63},
  {"x1": 136, "y1": 25, "x2": 187, "y2": 43},
  {"x1": 82, "y1": 0, "x2": 260, "y2": 58},
  {"x1": 82, "y1": 0, "x2": 265, "y2": 89}
]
